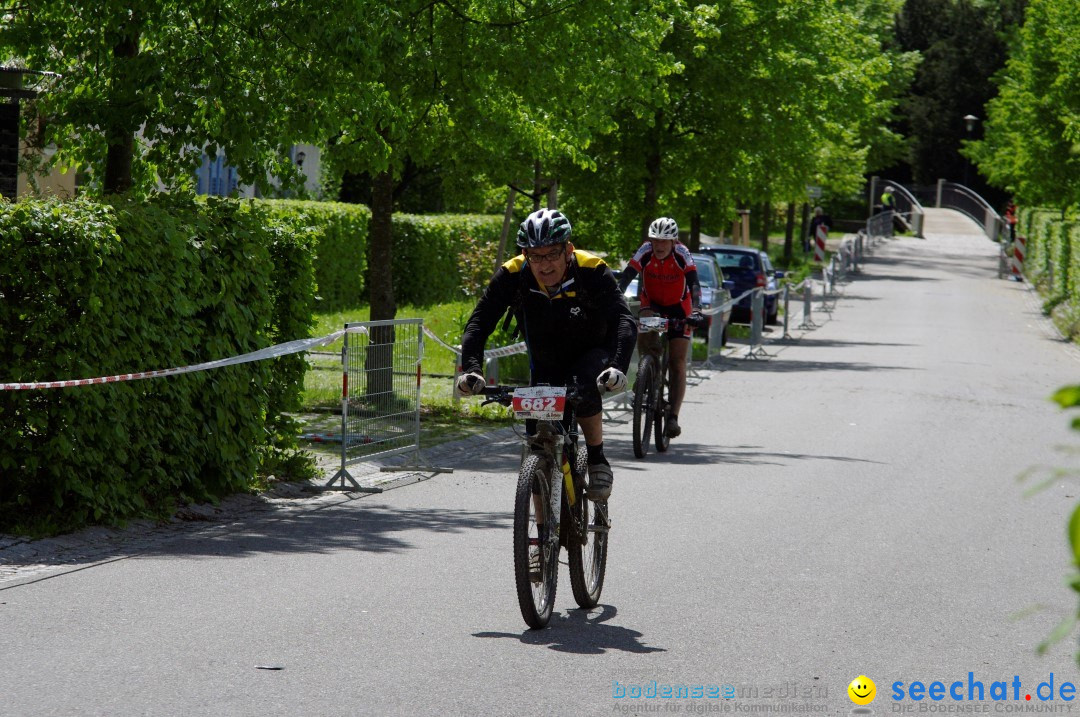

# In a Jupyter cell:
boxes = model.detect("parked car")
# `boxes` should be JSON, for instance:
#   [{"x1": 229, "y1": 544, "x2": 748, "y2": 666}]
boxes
[
  {"x1": 690, "y1": 252, "x2": 734, "y2": 344},
  {"x1": 697, "y1": 245, "x2": 785, "y2": 325}
]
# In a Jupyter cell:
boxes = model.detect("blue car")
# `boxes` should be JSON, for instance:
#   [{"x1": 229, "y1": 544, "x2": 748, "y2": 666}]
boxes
[{"x1": 697, "y1": 245, "x2": 785, "y2": 325}]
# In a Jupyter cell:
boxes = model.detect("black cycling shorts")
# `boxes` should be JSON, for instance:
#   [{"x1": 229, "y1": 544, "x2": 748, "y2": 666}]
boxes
[{"x1": 530, "y1": 347, "x2": 611, "y2": 420}]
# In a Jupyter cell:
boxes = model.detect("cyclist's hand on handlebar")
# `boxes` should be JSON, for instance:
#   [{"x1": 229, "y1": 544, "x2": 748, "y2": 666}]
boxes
[
  {"x1": 456, "y1": 372, "x2": 487, "y2": 396},
  {"x1": 596, "y1": 367, "x2": 627, "y2": 393},
  {"x1": 688, "y1": 310, "x2": 705, "y2": 327}
]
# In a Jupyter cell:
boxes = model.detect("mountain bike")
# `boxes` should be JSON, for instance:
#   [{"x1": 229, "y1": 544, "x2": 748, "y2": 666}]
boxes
[
  {"x1": 631, "y1": 315, "x2": 695, "y2": 458},
  {"x1": 481, "y1": 383, "x2": 610, "y2": 629}
]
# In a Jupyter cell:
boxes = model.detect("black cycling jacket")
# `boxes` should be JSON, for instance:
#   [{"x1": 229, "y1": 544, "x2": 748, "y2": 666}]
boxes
[{"x1": 460, "y1": 249, "x2": 637, "y2": 378}]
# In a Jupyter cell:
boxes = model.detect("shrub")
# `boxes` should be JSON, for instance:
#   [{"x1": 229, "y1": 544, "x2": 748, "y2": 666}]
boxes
[
  {"x1": 258, "y1": 199, "x2": 503, "y2": 309},
  {"x1": 0, "y1": 196, "x2": 315, "y2": 534}
]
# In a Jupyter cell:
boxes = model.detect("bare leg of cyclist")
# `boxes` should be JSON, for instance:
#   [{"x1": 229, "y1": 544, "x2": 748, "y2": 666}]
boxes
[
  {"x1": 578, "y1": 412, "x2": 602, "y2": 449},
  {"x1": 667, "y1": 336, "x2": 690, "y2": 436}
]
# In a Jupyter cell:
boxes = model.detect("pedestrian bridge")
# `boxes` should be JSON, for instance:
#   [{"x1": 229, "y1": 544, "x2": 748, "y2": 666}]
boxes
[{"x1": 869, "y1": 179, "x2": 1005, "y2": 243}]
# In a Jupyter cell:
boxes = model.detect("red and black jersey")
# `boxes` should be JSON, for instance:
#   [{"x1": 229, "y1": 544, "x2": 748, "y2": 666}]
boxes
[{"x1": 619, "y1": 242, "x2": 701, "y2": 314}]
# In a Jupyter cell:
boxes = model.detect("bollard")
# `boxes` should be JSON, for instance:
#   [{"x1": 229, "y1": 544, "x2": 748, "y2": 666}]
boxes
[
  {"x1": 485, "y1": 355, "x2": 499, "y2": 386},
  {"x1": 802, "y1": 283, "x2": 813, "y2": 327},
  {"x1": 747, "y1": 288, "x2": 765, "y2": 359},
  {"x1": 821, "y1": 263, "x2": 834, "y2": 314},
  {"x1": 814, "y1": 223, "x2": 827, "y2": 263},
  {"x1": 1012, "y1": 235, "x2": 1026, "y2": 281},
  {"x1": 782, "y1": 284, "x2": 791, "y2": 339}
]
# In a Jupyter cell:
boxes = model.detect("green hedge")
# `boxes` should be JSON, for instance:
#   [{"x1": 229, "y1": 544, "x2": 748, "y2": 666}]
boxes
[
  {"x1": 261, "y1": 200, "x2": 370, "y2": 311},
  {"x1": 259, "y1": 200, "x2": 503, "y2": 309},
  {"x1": 0, "y1": 196, "x2": 315, "y2": 534}
]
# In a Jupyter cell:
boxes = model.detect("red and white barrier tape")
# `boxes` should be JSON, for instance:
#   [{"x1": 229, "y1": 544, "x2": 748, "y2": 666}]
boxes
[
  {"x1": 421, "y1": 325, "x2": 527, "y2": 360},
  {"x1": 0, "y1": 327, "x2": 367, "y2": 391}
]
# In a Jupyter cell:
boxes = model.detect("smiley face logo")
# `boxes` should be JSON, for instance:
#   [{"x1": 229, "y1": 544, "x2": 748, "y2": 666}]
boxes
[{"x1": 848, "y1": 675, "x2": 876, "y2": 705}]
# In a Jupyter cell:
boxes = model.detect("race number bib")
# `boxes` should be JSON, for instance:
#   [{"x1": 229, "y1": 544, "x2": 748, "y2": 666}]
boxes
[
  {"x1": 511, "y1": 386, "x2": 567, "y2": 420},
  {"x1": 638, "y1": 316, "x2": 669, "y2": 332}
]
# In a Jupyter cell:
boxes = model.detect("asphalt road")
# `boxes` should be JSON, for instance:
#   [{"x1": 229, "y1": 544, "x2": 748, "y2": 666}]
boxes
[{"x1": 3, "y1": 210, "x2": 1080, "y2": 716}]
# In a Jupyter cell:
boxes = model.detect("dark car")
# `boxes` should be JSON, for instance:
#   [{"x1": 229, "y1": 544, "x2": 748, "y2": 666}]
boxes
[
  {"x1": 698, "y1": 245, "x2": 784, "y2": 325},
  {"x1": 690, "y1": 252, "x2": 734, "y2": 344}
]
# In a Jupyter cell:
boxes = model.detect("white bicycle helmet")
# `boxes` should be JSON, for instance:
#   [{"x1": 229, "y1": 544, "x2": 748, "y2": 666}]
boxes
[
  {"x1": 648, "y1": 216, "x2": 679, "y2": 240},
  {"x1": 517, "y1": 209, "x2": 572, "y2": 249}
]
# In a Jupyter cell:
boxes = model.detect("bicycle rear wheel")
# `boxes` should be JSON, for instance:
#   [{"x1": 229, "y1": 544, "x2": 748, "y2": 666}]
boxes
[
  {"x1": 568, "y1": 448, "x2": 607, "y2": 608},
  {"x1": 632, "y1": 356, "x2": 657, "y2": 459},
  {"x1": 514, "y1": 454, "x2": 557, "y2": 629},
  {"x1": 655, "y1": 366, "x2": 671, "y2": 453}
]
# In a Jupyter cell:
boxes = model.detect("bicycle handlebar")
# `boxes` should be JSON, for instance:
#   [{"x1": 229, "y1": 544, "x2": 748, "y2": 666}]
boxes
[
  {"x1": 637, "y1": 314, "x2": 704, "y2": 333},
  {"x1": 480, "y1": 384, "x2": 584, "y2": 408}
]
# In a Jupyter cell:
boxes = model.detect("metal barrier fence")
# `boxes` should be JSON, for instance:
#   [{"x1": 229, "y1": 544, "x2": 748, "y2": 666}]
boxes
[
  {"x1": 327, "y1": 318, "x2": 451, "y2": 491},
  {"x1": 870, "y1": 178, "x2": 925, "y2": 237}
]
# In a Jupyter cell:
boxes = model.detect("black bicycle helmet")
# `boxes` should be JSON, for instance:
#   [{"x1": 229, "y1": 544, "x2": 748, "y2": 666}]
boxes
[
  {"x1": 516, "y1": 209, "x2": 572, "y2": 249},
  {"x1": 648, "y1": 216, "x2": 679, "y2": 240}
]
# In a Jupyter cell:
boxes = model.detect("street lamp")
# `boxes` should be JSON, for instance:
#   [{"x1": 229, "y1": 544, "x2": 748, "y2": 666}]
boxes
[{"x1": 962, "y1": 114, "x2": 979, "y2": 186}]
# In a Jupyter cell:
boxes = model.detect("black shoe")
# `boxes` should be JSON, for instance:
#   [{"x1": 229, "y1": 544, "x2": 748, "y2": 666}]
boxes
[{"x1": 587, "y1": 463, "x2": 613, "y2": 501}]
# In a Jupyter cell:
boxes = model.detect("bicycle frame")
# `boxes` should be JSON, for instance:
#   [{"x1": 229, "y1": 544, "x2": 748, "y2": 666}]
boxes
[{"x1": 480, "y1": 382, "x2": 607, "y2": 628}]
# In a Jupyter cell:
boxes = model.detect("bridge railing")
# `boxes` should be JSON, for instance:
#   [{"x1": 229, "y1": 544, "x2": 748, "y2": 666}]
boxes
[
  {"x1": 934, "y1": 180, "x2": 1005, "y2": 242},
  {"x1": 868, "y1": 176, "x2": 925, "y2": 237}
]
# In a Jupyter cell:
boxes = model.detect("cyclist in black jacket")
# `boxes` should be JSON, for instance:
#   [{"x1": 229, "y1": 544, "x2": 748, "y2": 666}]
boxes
[{"x1": 457, "y1": 209, "x2": 637, "y2": 501}]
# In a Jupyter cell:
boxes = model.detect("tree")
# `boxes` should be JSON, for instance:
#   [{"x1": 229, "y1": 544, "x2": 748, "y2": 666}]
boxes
[
  {"x1": 971, "y1": 0, "x2": 1080, "y2": 210},
  {"x1": 557, "y1": 0, "x2": 911, "y2": 258},
  {"x1": 0, "y1": 0, "x2": 339, "y2": 194},
  {"x1": 892, "y1": 0, "x2": 1026, "y2": 196}
]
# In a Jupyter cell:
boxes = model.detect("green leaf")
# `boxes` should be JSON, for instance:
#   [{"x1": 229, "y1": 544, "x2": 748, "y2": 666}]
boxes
[
  {"x1": 1038, "y1": 614, "x2": 1078, "y2": 655},
  {"x1": 1069, "y1": 504, "x2": 1080, "y2": 567},
  {"x1": 1054, "y1": 386, "x2": 1080, "y2": 409}
]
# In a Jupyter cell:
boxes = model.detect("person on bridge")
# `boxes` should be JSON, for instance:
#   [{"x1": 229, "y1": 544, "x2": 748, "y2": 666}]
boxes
[
  {"x1": 880, "y1": 186, "x2": 895, "y2": 212},
  {"x1": 1004, "y1": 201, "x2": 1018, "y2": 242},
  {"x1": 617, "y1": 216, "x2": 703, "y2": 439},
  {"x1": 456, "y1": 209, "x2": 637, "y2": 502}
]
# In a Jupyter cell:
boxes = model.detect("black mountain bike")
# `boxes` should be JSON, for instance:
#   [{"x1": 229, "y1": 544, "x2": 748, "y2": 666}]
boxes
[
  {"x1": 632, "y1": 315, "x2": 692, "y2": 458},
  {"x1": 481, "y1": 383, "x2": 610, "y2": 629}
]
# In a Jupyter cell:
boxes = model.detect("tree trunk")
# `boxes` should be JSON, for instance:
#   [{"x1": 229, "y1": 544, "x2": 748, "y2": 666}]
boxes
[
  {"x1": 759, "y1": 201, "x2": 771, "y2": 254},
  {"x1": 103, "y1": 27, "x2": 140, "y2": 194},
  {"x1": 640, "y1": 111, "x2": 663, "y2": 244},
  {"x1": 783, "y1": 202, "x2": 796, "y2": 264},
  {"x1": 688, "y1": 214, "x2": 701, "y2": 252},
  {"x1": 366, "y1": 168, "x2": 397, "y2": 400},
  {"x1": 799, "y1": 202, "x2": 810, "y2": 253},
  {"x1": 368, "y1": 169, "x2": 396, "y2": 321},
  {"x1": 532, "y1": 159, "x2": 542, "y2": 212}
]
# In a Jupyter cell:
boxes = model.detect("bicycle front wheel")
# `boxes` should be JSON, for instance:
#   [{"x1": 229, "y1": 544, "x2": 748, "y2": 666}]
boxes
[
  {"x1": 632, "y1": 356, "x2": 657, "y2": 459},
  {"x1": 568, "y1": 445, "x2": 607, "y2": 608},
  {"x1": 514, "y1": 454, "x2": 557, "y2": 629},
  {"x1": 655, "y1": 364, "x2": 671, "y2": 453}
]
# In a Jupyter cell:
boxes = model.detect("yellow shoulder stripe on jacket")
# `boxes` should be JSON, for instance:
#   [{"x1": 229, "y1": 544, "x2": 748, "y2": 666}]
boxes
[
  {"x1": 503, "y1": 254, "x2": 526, "y2": 272},
  {"x1": 573, "y1": 249, "x2": 607, "y2": 269}
]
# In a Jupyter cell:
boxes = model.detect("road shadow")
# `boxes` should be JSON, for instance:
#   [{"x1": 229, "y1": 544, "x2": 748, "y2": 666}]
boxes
[
  {"x1": 618, "y1": 443, "x2": 884, "y2": 470},
  {"x1": 818, "y1": 293, "x2": 880, "y2": 301},
  {"x1": 779, "y1": 338, "x2": 914, "y2": 349},
  {"x1": 709, "y1": 357, "x2": 918, "y2": 374},
  {"x1": 473, "y1": 604, "x2": 666, "y2": 655},
  {"x1": 0, "y1": 503, "x2": 513, "y2": 574},
  {"x1": 150, "y1": 503, "x2": 511, "y2": 559}
]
